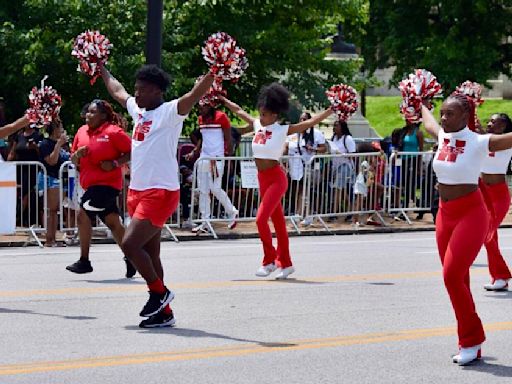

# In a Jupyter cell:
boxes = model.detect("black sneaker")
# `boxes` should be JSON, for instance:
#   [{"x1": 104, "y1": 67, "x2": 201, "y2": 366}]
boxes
[
  {"x1": 124, "y1": 257, "x2": 136, "y2": 278},
  {"x1": 139, "y1": 288, "x2": 175, "y2": 317},
  {"x1": 66, "y1": 259, "x2": 93, "y2": 274},
  {"x1": 139, "y1": 310, "x2": 176, "y2": 328}
]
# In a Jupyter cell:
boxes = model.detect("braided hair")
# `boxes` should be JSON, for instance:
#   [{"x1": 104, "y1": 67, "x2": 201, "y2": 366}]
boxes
[
  {"x1": 90, "y1": 99, "x2": 123, "y2": 127},
  {"x1": 447, "y1": 93, "x2": 476, "y2": 131}
]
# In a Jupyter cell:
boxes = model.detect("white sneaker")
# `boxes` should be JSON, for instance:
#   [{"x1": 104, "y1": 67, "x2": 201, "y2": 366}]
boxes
[
  {"x1": 181, "y1": 218, "x2": 194, "y2": 229},
  {"x1": 275, "y1": 266, "x2": 295, "y2": 280},
  {"x1": 452, "y1": 344, "x2": 481, "y2": 365},
  {"x1": 301, "y1": 217, "x2": 313, "y2": 227},
  {"x1": 192, "y1": 222, "x2": 208, "y2": 234},
  {"x1": 255, "y1": 263, "x2": 277, "y2": 277},
  {"x1": 228, "y1": 208, "x2": 238, "y2": 230},
  {"x1": 484, "y1": 279, "x2": 509, "y2": 291}
]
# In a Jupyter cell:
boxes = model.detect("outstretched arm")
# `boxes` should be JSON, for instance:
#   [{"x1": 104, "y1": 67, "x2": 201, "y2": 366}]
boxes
[
  {"x1": 177, "y1": 73, "x2": 215, "y2": 116},
  {"x1": 421, "y1": 105, "x2": 441, "y2": 139},
  {"x1": 100, "y1": 66, "x2": 131, "y2": 108},
  {"x1": 0, "y1": 115, "x2": 30, "y2": 139},
  {"x1": 489, "y1": 133, "x2": 512, "y2": 152},
  {"x1": 219, "y1": 96, "x2": 255, "y2": 128},
  {"x1": 287, "y1": 109, "x2": 332, "y2": 135}
]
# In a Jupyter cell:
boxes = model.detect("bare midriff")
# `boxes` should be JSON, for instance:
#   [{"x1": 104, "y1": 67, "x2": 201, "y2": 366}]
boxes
[
  {"x1": 481, "y1": 173, "x2": 506, "y2": 185},
  {"x1": 438, "y1": 183, "x2": 478, "y2": 202},
  {"x1": 255, "y1": 158, "x2": 280, "y2": 171}
]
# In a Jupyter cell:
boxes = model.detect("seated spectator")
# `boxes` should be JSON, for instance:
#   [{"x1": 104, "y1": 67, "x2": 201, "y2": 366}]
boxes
[{"x1": 38, "y1": 117, "x2": 70, "y2": 246}]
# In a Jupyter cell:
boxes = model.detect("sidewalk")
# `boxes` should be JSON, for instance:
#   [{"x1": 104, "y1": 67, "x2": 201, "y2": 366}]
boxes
[{"x1": 2, "y1": 210, "x2": 512, "y2": 247}]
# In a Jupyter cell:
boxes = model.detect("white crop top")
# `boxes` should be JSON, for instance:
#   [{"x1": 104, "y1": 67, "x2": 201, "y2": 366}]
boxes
[
  {"x1": 481, "y1": 147, "x2": 512, "y2": 174},
  {"x1": 433, "y1": 127, "x2": 490, "y2": 185},
  {"x1": 252, "y1": 119, "x2": 289, "y2": 160}
]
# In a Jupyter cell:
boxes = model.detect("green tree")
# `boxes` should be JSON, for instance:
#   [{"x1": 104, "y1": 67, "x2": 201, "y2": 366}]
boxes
[
  {"x1": 363, "y1": 0, "x2": 512, "y2": 92},
  {"x1": 0, "y1": 0, "x2": 369, "y2": 133}
]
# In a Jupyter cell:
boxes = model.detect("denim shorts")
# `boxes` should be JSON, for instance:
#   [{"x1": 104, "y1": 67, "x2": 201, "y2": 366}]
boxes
[{"x1": 37, "y1": 172, "x2": 61, "y2": 191}]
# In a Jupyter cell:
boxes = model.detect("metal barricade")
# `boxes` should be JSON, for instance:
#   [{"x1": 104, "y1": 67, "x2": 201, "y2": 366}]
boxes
[
  {"x1": 12, "y1": 161, "x2": 47, "y2": 247},
  {"x1": 386, "y1": 151, "x2": 436, "y2": 224},
  {"x1": 301, "y1": 153, "x2": 388, "y2": 232},
  {"x1": 189, "y1": 156, "x2": 301, "y2": 238}
]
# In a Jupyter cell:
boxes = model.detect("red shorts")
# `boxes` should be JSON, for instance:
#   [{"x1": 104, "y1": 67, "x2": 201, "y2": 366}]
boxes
[{"x1": 127, "y1": 188, "x2": 179, "y2": 228}]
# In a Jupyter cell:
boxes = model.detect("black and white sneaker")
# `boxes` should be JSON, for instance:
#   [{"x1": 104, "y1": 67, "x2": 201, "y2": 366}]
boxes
[
  {"x1": 139, "y1": 311, "x2": 176, "y2": 328},
  {"x1": 139, "y1": 288, "x2": 175, "y2": 317},
  {"x1": 124, "y1": 257, "x2": 136, "y2": 278},
  {"x1": 66, "y1": 259, "x2": 93, "y2": 274}
]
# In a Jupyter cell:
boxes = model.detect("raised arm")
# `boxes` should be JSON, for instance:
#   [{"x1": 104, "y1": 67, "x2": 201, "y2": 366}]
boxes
[
  {"x1": 0, "y1": 115, "x2": 30, "y2": 139},
  {"x1": 421, "y1": 105, "x2": 441, "y2": 139},
  {"x1": 219, "y1": 96, "x2": 255, "y2": 128},
  {"x1": 288, "y1": 109, "x2": 332, "y2": 135},
  {"x1": 100, "y1": 66, "x2": 131, "y2": 108},
  {"x1": 177, "y1": 73, "x2": 215, "y2": 116}
]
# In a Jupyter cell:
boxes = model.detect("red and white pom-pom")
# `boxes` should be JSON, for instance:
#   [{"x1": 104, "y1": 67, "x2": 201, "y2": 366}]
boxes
[
  {"x1": 325, "y1": 84, "x2": 359, "y2": 121},
  {"x1": 71, "y1": 30, "x2": 113, "y2": 85},
  {"x1": 198, "y1": 78, "x2": 227, "y2": 107},
  {"x1": 399, "y1": 69, "x2": 443, "y2": 123},
  {"x1": 25, "y1": 86, "x2": 62, "y2": 127},
  {"x1": 202, "y1": 32, "x2": 248, "y2": 81},
  {"x1": 454, "y1": 81, "x2": 484, "y2": 106}
]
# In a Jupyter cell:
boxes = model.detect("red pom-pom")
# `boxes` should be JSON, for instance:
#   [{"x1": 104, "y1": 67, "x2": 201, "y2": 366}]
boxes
[
  {"x1": 399, "y1": 69, "x2": 443, "y2": 123},
  {"x1": 198, "y1": 77, "x2": 227, "y2": 107},
  {"x1": 25, "y1": 86, "x2": 62, "y2": 127},
  {"x1": 71, "y1": 30, "x2": 113, "y2": 85},
  {"x1": 325, "y1": 84, "x2": 359, "y2": 121},
  {"x1": 453, "y1": 81, "x2": 484, "y2": 107},
  {"x1": 202, "y1": 32, "x2": 248, "y2": 81}
]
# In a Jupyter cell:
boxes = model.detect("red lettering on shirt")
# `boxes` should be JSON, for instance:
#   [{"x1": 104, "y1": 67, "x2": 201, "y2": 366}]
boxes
[
  {"x1": 437, "y1": 139, "x2": 466, "y2": 162},
  {"x1": 489, "y1": 152, "x2": 496, "y2": 157},
  {"x1": 133, "y1": 114, "x2": 152, "y2": 142},
  {"x1": 253, "y1": 130, "x2": 272, "y2": 145}
]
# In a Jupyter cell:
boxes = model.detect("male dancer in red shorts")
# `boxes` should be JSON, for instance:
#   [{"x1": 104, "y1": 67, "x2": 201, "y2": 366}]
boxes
[{"x1": 101, "y1": 65, "x2": 214, "y2": 327}]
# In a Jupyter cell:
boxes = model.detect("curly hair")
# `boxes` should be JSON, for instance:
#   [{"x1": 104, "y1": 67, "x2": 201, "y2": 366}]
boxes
[
  {"x1": 257, "y1": 83, "x2": 290, "y2": 115},
  {"x1": 90, "y1": 99, "x2": 123, "y2": 127},
  {"x1": 135, "y1": 64, "x2": 170, "y2": 91}
]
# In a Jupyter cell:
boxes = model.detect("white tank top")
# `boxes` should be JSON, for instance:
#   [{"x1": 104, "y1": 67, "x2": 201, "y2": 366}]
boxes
[
  {"x1": 481, "y1": 147, "x2": 512, "y2": 174},
  {"x1": 251, "y1": 119, "x2": 289, "y2": 160},
  {"x1": 433, "y1": 127, "x2": 490, "y2": 185}
]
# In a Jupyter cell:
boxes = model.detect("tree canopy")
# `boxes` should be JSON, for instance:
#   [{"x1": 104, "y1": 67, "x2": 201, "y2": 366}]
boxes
[
  {"x1": 363, "y1": 0, "x2": 512, "y2": 92},
  {"x1": 0, "y1": 0, "x2": 368, "y2": 133}
]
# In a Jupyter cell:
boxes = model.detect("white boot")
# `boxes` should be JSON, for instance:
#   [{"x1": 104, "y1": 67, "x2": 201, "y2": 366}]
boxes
[
  {"x1": 452, "y1": 344, "x2": 481, "y2": 366},
  {"x1": 484, "y1": 279, "x2": 509, "y2": 291}
]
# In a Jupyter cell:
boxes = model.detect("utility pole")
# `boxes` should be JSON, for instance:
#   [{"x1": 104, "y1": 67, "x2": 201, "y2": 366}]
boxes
[{"x1": 146, "y1": 0, "x2": 163, "y2": 66}]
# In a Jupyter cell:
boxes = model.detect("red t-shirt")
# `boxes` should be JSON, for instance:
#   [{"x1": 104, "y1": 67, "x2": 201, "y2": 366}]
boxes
[{"x1": 71, "y1": 123, "x2": 132, "y2": 190}]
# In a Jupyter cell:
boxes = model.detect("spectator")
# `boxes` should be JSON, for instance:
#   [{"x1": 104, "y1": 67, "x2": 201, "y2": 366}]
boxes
[
  {"x1": 329, "y1": 120, "x2": 356, "y2": 218},
  {"x1": 38, "y1": 117, "x2": 70, "y2": 246},
  {"x1": 8, "y1": 122, "x2": 44, "y2": 227}
]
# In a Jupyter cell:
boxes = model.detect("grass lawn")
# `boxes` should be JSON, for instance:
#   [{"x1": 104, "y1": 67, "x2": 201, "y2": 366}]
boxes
[{"x1": 366, "y1": 96, "x2": 512, "y2": 138}]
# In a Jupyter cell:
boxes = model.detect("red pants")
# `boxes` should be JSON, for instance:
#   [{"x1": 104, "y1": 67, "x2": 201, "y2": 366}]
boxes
[
  {"x1": 436, "y1": 190, "x2": 489, "y2": 347},
  {"x1": 483, "y1": 182, "x2": 512, "y2": 281},
  {"x1": 256, "y1": 165, "x2": 292, "y2": 268}
]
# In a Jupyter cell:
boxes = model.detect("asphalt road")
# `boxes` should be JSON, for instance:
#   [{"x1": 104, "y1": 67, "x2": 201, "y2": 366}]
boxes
[{"x1": 1, "y1": 231, "x2": 512, "y2": 383}]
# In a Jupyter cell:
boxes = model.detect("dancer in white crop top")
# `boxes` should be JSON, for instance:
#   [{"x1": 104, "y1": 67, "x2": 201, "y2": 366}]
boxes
[
  {"x1": 421, "y1": 95, "x2": 512, "y2": 366},
  {"x1": 480, "y1": 113, "x2": 512, "y2": 292},
  {"x1": 220, "y1": 84, "x2": 333, "y2": 280}
]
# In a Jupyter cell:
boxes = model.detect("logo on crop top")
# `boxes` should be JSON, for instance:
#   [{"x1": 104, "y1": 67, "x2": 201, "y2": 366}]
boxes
[
  {"x1": 133, "y1": 114, "x2": 152, "y2": 141},
  {"x1": 489, "y1": 152, "x2": 496, "y2": 157},
  {"x1": 437, "y1": 138, "x2": 466, "y2": 162},
  {"x1": 253, "y1": 130, "x2": 272, "y2": 144}
]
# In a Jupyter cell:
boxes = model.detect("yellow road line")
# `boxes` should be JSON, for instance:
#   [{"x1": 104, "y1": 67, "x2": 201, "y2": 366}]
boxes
[
  {"x1": 0, "y1": 268, "x2": 488, "y2": 298},
  {"x1": 1, "y1": 321, "x2": 511, "y2": 376}
]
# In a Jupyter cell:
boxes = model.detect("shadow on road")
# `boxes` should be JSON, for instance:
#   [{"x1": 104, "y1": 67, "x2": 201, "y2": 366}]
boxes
[
  {"x1": 124, "y1": 325, "x2": 297, "y2": 348},
  {"x1": 0, "y1": 307, "x2": 97, "y2": 320},
  {"x1": 463, "y1": 359, "x2": 512, "y2": 377},
  {"x1": 230, "y1": 279, "x2": 325, "y2": 285},
  {"x1": 78, "y1": 278, "x2": 145, "y2": 285}
]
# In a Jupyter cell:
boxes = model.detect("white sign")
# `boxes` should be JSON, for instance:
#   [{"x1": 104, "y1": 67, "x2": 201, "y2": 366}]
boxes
[
  {"x1": 240, "y1": 161, "x2": 259, "y2": 189},
  {"x1": 0, "y1": 163, "x2": 16, "y2": 234}
]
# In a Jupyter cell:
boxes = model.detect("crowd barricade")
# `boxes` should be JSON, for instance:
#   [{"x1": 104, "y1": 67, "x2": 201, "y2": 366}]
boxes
[
  {"x1": 386, "y1": 151, "x2": 435, "y2": 224},
  {"x1": 300, "y1": 153, "x2": 388, "y2": 232},
  {"x1": 189, "y1": 156, "x2": 302, "y2": 238},
  {"x1": 12, "y1": 161, "x2": 47, "y2": 247}
]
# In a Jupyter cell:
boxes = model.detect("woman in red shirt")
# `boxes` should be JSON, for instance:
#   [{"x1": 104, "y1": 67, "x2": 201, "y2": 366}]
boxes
[{"x1": 66, "y1": 100, "x2": 134, "y2": 277}]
